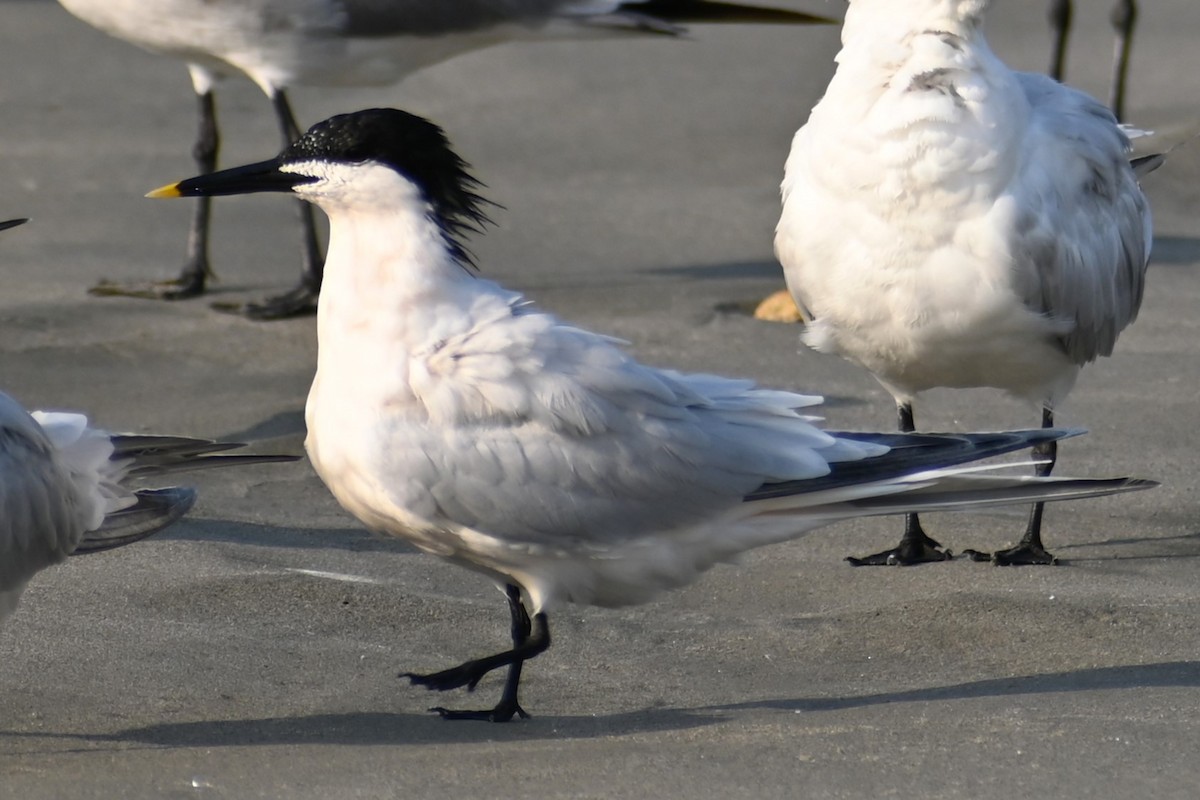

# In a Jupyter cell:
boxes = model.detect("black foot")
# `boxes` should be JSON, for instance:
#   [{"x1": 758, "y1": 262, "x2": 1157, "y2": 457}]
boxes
[
  {"x1": 403, "y1": 663, "x2": 531, "y2": 724},
  {"x1": 89, "y1": 274, "x2": 207, "y2": 302},
  {"x1": 847, "y1": 536, "x2": 952, "y2": 566},
  {"x1": 402, "y1": 591, "x2": 548, "y2": 723},
  {"x1": 428, "y1": 699, "x2": 530, "y2": 723},
  {"x1": 962, "y1": 543, "x2": 1059, "y2": 566},
  {"x1": 210, "y1": 283, "x2": 318, "y2": 320}
]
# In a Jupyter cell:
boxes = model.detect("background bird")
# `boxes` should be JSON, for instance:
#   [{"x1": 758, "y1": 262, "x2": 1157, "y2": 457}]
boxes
[
  {"x1": 60, "y1": 0, "x2": 834, "y2": 319},
  {"x1": 774, "y1": 0, "x2": 1155, "y2": 567},
  {"x1": 1048, "y1": 0, "x2": 1137, "y2": 121},
  {"x1": 150, "y1": 108, "x2": 1153, "y2": 720}
]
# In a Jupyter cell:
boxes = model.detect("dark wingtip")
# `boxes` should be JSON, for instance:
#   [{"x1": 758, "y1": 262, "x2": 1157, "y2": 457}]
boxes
[
  {"x1": 73, "y1": 487, "x2": 199, "y2": 555},
  {"x1": 1131, "y1": 153, "x2": 1166, "y2": 178},
  {"x1": 630, "y1": 0, "x2": 838, "y2": 25}
]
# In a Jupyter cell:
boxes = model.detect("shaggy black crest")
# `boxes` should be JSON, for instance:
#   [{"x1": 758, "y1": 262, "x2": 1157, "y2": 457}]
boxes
[{"x1": 284, "y1": 108, "x2": 494, "y2": 268}]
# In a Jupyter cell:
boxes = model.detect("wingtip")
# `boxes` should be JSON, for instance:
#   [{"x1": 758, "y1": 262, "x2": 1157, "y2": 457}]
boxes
[
  {"x1": 631, "y1": 0, "x2": 839, "y2": 26},
  {"x1": 74, "y1": 487, "x2": 199, "y2": 555}
]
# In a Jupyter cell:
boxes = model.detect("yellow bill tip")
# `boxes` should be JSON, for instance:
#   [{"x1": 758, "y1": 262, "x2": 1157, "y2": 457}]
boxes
[{"x1": 145, "y1": 182, "x2": 184, "y2": 199}]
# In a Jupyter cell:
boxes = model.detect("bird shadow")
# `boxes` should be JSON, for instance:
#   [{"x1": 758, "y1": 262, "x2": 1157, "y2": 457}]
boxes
[
  {"x1": 6, "y1": 661, "x2": 1194, "y2": 751},
  {"x1": 215, "y1": 409, "x2": 307, "y2": 445},
  {"x1": 701, "y1": 660, "x2": 1200, "y2": 715},
  {"x1": 1053, "y1": 530, "x2": 1200, "y2": 561},
  {"x1": 638, "y1": 260, "x2": 784, "y2": 281},
  {"x1": 156, "y1": 518, "x2": 422, "y2": 556},
  {"x1": 0, "y1": 708, "x2": 721, "y2": 752}
]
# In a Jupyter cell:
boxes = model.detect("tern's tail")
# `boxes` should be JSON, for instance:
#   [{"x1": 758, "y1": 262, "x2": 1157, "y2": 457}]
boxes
[
  {"x1": 109, "y1": 433, "x2": 301, "y2": 477},
  {"x1": 76, "y1": 432, "x2": 299, "y2": 552},
  {"x1": 27, "y1": 413, "x2": 300, "y2": 556},
  {"x1": 744, "y1": 428, "x2": 1156, "y2": 519},
  {"x1": 788, "y1": 473, "x2": 1155, "y2": 521}
]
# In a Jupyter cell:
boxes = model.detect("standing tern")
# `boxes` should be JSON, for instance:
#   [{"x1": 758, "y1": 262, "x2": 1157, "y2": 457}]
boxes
[
  {"x1": 0, "y1": 392, "x2": 300, "y2": 626},
  {"x1": 62, "y1": 0, "x2": 834, "y2": 320},
  {"x1": 149, "y1": 108, "x2": 1153, "y2": 720},
  {"x1": 774, "y1": 0, "x2": 1154, "y2": 567}
]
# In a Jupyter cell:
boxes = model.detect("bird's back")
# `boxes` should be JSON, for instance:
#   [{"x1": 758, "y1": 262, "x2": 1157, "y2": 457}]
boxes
[{"x1": 776, "y1": 2, "x2": 1149, "y2": 404}]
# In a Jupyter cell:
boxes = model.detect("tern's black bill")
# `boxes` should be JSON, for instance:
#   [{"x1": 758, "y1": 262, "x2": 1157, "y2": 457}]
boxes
[{"x1": 147, "y1": 159, "x2": 317, "y2": 199}]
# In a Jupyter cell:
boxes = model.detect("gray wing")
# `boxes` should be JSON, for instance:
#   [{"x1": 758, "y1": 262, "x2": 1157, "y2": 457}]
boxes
[
  {"x1": 0, "y1": 419, "x2": 85, "y2": 593},
  {"x1": 383, "y1": 302, "x2": 864, "y2": 548},
  {"x1": 1010, "y1": 72, "x2": 1151, "y2": 365}
]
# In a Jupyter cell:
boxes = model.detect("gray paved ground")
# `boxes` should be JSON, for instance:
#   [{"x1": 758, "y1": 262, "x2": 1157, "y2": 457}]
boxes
[{"x1": 0, "y1": 0, "x2": 1198, "y2": 797}]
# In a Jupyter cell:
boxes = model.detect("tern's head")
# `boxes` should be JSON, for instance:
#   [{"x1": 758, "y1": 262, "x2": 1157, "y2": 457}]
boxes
[{"x1": 149, "y1": 108, "x2": 491, "y2": 264}]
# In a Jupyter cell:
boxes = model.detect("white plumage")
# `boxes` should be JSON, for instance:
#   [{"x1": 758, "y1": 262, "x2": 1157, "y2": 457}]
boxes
[
  {"x1": 151, "y1": 108, "x2": 1154, "y2": 719},
  {"x1": 774, "y1": 0, "x2": 1153, "y2": 565}
]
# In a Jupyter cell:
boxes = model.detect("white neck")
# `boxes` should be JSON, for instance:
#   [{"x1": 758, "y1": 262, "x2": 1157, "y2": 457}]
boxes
[{"x1": 315, "y1": 200, "x2": 475, "y2": 398}]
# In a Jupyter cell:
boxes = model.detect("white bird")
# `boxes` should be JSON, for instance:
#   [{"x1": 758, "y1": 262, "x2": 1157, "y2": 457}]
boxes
[
  {"x1": 149, "y1": 108, "x2": 1153, "y2": 721},
  {"x1": 63, "y1": 0, "x2": 833, "y2": 319},
  {"x1": 774, "y1": 0, "x2": 1155, "y2": 567}
]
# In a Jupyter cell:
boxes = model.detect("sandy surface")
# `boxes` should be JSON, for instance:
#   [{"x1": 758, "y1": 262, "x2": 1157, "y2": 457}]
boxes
[{"x1": 1, "y1": 0, "x2": 1199, "y2": 797}]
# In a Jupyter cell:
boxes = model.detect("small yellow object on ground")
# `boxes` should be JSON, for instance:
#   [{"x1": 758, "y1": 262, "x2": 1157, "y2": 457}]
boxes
[{"x1": 753, "y1": 289, "x2": 805, "y2": 323}]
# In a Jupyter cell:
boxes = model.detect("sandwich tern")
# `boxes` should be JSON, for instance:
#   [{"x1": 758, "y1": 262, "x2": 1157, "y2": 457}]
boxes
[
  {"x1": 774, "y1": 0, "x2": 1154, "y2": 566},
  {"x1": 149, "y1": 108, "x2": 1153, "y2": 720},
  {"x1": 0, "y1": 391, "x2": 300, "y2": 626},
  {"x1": 63, "y1": 0, "x2": 834, "y2": 320}
]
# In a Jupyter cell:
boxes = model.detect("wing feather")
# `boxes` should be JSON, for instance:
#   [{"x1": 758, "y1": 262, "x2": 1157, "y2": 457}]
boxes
[
  {"x1": 1011, "y1": 73, "x2": 1151, "y2": 365},
  {"x1": 397, "y1": 299, "x2": 866, "y2": 547}
]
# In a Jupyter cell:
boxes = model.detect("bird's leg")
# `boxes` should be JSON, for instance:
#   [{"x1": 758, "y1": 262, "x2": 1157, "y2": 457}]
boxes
[
  {"x1": 1048, "y1": 0, "x2": 1072, "y2": 82},
  {"x1": 211, "y1": 89, "x2": 324, "y2": 320},
  {"x1": 403, "y1": 584, "x2": 551, "y2": 722},
  {"x1": 965, "y1": 407, "x2": 1059, "y2": 565},
  {"x1": 1108, "y1": 0, "x2": 1137, "y2": 122},
  {"x1": 90, "y1": 88, "x2": 220, "y2": 300},
  {"x1": 846, "y1": 402, "x2": 953, "y2": 566}
]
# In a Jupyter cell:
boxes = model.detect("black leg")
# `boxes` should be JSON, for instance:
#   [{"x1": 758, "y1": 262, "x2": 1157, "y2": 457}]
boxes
[
  {"x1": 1048, "y1": 0, "x2": 1072, "y2": 82},
  {"x1": 964, "y1": 407, "x2": 1060, "y2": 566},
  {"x1": 1047, "y1": 0, "x2": 1136, "y2": 121},
  {"x1": 402, "y1": 584, "x2": 551, "y2": 722},
  {"x1": 211, "y1": 88, "x2": 323, "y2": 320},
  {"x1": 1108, "y1": 0, "x2": 1137, "y2": 122},
  {"x1": 90, "y1": 88, "x2": 220, "y2": 300},
  {"x1": 846, "y1": 402, "x2": 953, "y2": 566}
]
